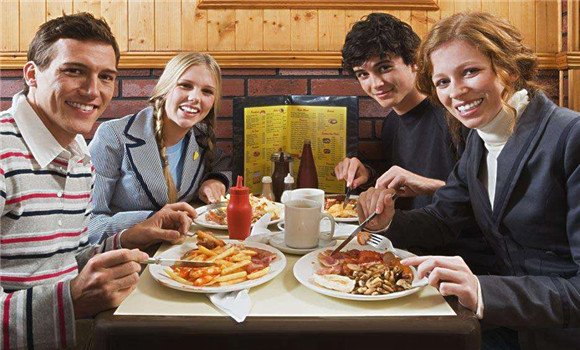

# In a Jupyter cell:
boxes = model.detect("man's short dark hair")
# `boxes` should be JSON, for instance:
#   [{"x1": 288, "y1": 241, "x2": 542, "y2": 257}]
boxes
[
  {"x1": 24, "y1": 12, "x2": 120, "y2": 94},
  {"x1": 342, "y1": 13, "x2": 421, "y2": 75}
]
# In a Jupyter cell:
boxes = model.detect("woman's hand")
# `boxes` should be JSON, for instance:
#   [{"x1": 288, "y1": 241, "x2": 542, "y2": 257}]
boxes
[
  {"x1": 401, "y1": 255, "x2": 479, "y2": 312},
  {"x1": 198, "y1": 179, "x2": 226, "y2": 203},
  {"x1": 357, "y1": 187, "x2": 396, "y2": 231}
]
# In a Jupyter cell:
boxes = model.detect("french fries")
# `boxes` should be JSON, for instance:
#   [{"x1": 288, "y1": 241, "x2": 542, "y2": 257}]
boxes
[{"x1": 164, "y1": 234, "x2": 277, "y2": 288}]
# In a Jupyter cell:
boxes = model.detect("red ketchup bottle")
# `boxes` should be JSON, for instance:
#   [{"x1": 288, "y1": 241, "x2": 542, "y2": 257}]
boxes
[{"x1": 227, "y1": 176, "x2": 252, "y2": 240}]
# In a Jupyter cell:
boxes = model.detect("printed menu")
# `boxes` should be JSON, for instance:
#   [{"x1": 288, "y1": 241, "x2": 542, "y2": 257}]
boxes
[{"x1": 243, "y1": 105, "x2": 347, "y2": 194}]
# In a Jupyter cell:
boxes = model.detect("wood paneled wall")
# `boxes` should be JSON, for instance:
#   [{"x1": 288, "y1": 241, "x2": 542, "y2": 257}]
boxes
[{"x1": 0, "y1": 0, "x2": 560, "y2": 55}]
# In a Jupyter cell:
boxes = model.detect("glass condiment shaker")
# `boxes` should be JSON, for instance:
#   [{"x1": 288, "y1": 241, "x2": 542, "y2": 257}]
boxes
[
  {"x1": 271, "y1": 151, "x2": 293, "y2": 202},
  {"x1": 261, "y1": 176, "x2": 275, "y2": 201}
]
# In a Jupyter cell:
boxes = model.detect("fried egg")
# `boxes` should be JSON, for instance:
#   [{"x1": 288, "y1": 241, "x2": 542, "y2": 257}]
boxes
[{"x1": 313, "y1": 274, "x2": 355, "y2": 293}]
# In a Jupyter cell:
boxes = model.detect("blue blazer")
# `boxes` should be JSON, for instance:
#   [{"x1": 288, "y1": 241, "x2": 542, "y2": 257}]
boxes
[
  {"x1": 88, "y1": 107, "x2": 231, "y2": 244},
  {"x1": 384, "y1": 92, "x2": 580, "y2": 349}
]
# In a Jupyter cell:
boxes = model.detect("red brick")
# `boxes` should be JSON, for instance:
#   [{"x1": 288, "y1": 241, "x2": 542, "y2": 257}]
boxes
[
  {"x1": 360, "y1": 99, "x2": 389, "y2": 118},
  {"x1": 216, "y1": 141, "x2": 233, "y2": 155},
  {"x1": 374, "y1": 120, "x2": 383, "y2": 139},
  {"x1": 279, "y1": 69, "x2": 339, "y2": 76},
  {"x1": 358, "y1": 142, "x2": 383, "y2": 160},
  {"x1": 0, "y1": 80, "x2": 22, "y2": 98},
  {"x1": 215, "y1": 120, "x2": 232, "y2": 138},
  {"x1": 100, "y1": 99, "x2": 149, "y2": 119},
  {"x1": 222, "y1": 79, "x2": 244, "y2": 97},
  {"x1": 0, "y1": 70, "x2": 23, "y2": 78},
  {"x1": 310, "y1": 79, "x2": 366, "y2": 96},
  {"x1": 122, "y1": 79, "x2": 156, "y2": 98},
  {"x1": 113, "y1": 80, "x2": 120, "y2": 98},
  {"x1": 1, "y1": 101, "x2": 13, "y2": 111},
  {"x1": 153, "y1": 69, "x2": 164, "y2": 77},
  {"x1": 217, "y1": 99, "x2": 232, "y2": 118},
  {"x1": 117, "y1": 69, "x2": 151, "y2": 77},
  {"x1": 222, "y1": 69, "x2": 276, "y2": 76},
  {"x1": 359, "y1": 120, "x2": 373, "y2": 139},
  {"x1": 248, "y1": 79, "x2": 307, "y2": 96}
]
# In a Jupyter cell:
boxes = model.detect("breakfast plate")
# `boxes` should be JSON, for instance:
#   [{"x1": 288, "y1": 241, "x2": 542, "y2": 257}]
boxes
[
  {"x1": 150, "y1": 240, "x2": 286, "y2": 293},
  {"x1": 193, "y1": 202, "x2": 284, "y2": 230},
  {"x1": 324, "y1": 194, "x2": 359, "y2": 223},
  {"x1": 293, "y1": 241, "x2": 428, "y2": 301}
]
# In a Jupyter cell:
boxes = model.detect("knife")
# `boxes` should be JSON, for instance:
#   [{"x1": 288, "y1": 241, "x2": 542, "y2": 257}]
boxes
[
  {"x1": 331, "y1": 211, "x2": 377, "y2": 257},
  {"x1": 342, "y1": 186, "x2": 352, "y2": 209},
  {"x1": 142, "y1": 257, "x2": 215, "y2": 268},
  {"x1": 331, "y1": 192, "x2": 398, "y2": 257}
]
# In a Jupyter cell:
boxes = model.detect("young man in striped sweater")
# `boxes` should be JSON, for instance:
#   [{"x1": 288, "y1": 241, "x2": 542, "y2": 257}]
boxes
[{"x1": 0, "y1": 13, "x2": 197, "y2": 349}]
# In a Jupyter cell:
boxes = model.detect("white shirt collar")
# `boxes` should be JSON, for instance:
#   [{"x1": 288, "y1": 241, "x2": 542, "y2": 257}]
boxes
[{"x1": 11, "y1": 92, "x2": 91, "y2": 168}]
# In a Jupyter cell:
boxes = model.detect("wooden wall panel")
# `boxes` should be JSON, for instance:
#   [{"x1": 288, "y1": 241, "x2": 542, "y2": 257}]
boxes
[
  {"x1": 510, "y1": 0, "x2": 536, "y2": 51},
  {"x1": 1, "y1": 0, "x2": 19, "y2": 51},
  {"x1": 155, "y1": 0, "x2": 182, "y2": 51},
  {"x1": 47, "y1": 0, "x2": 73, "y2": 20},
  {"x1": 128, "y1": 0, "x2": 154, "y2": 51},
  {"x1": 410, "y1": 10, "x2": 428, "y2": 39},
  {"x1": 208, "y1": 9, "x2": 236, "y2": 51},
  {"x1": 536, "y1": 0, "x2": 558, "y2": 53},
  {"x1": 345, "y1": 10, "x2": 369, "y2": 32},
  {"x1": 263, "y1": 10, "x2": 291, "y2": 50},
  {"x1": 236, "y1": 10, "x2": 263, "y2": 50},
  {"x1": 481, "y1": 0, "x2": 509, "y2": 19},
  {"x1": 19, "y1": 0, "x2": 45, "y2": 51},
  {"x1": 74, "y1": 0, "x2": 100, "y2": 16},
  {"x1": 318, "y1": 10, "x2": 345, "y2": 51},
  {"x1": 291, "y1": 10, "x2": 318, "y2": 51},
  {"x1": 101, "y1": 0, "x2": 128, "y2": 52},
  {"x1": 183, "y1": 0, "x2": 208, "y2": 51}
]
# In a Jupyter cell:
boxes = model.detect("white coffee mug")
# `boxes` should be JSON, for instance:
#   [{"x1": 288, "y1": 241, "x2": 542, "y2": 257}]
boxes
[
  {"x1": 281, "y1": 188, "x2": 325, "y2": 211},
  {"x1": 284, "y1": 199, "x2": 335, "y2": 249}
]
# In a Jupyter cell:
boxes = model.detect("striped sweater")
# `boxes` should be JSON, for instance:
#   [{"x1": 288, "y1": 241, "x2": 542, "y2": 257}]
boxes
[{"x1": 1, "y1": 93, "x2": 121, "y2": 349}]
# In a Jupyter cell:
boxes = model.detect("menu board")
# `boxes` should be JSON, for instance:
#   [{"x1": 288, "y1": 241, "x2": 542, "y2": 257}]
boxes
[{"x1": 233, "y1": 95, "x2": 358, "y2": 195}]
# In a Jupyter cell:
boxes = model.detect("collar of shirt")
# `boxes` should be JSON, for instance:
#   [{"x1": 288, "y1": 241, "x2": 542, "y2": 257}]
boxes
[{"x1": 11, "y1": 92, "x2": 91, "y2": 168}]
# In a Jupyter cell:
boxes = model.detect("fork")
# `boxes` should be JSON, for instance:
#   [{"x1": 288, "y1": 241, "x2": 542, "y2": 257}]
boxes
[{"x1": 367, "y1": 233, "x2": 395, "y2": 252}]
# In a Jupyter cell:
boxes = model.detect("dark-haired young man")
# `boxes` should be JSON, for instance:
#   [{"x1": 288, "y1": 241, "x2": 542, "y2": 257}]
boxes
[
  {"x1": 334, "y1": 13, "x2": 495, "y2": 273},
  {"x1": 0, "y1": 13, "x2": 196, "y2": 348}
]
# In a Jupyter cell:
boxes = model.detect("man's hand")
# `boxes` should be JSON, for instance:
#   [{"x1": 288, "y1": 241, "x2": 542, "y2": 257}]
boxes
[
  {"x1": 357, "y1": 187, "x2": 396, "y2": 231},
  {"x1": 120, "y1": 202, "x2": 196, "y2": 250},
  {"x1": 334, "y1": 157, "x2": 370, "y2": 189},
  {"x1": 198, "y1": 179, "x2": 226, "y2": 204},
  {"x1": 375, "y1": 166, "x2": 445, "y2": 197},
  {"x1": 401, "y1": 255, "x2": 479, "y2": 312},
  {"x1": 71, "y1": 249, "x2": 148, "y2": 319}
]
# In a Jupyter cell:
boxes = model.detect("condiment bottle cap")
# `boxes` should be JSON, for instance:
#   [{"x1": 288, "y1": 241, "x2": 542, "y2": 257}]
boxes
[
  {"x1": 284, "y1": 173, "x2": 294, "y2": 184},
  {"x1": 262, "y1": 176, "x2": 272, "y2": 183},
  {"x1": 230, "y1": 175, "x2": 250, "y2": 195}
]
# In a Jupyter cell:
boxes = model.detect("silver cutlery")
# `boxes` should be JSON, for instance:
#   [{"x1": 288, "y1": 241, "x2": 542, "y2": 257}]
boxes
[{"x1": 142, "y1": 257, "x2": 215, "y2": 268}]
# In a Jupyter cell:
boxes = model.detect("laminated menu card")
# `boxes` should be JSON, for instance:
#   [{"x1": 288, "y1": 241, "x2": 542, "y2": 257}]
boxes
[{"x1": 233, "y1": 95, "x2": 358, "y2": 194}]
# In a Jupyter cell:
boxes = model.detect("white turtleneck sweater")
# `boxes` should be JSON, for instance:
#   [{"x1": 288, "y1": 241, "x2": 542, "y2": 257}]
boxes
[
  {"x1": 476, "y1": 89, "x2": 530, "y2": 210},
  {"x1": 472, "y1": 89, "x2": 530, "y2": 320}
]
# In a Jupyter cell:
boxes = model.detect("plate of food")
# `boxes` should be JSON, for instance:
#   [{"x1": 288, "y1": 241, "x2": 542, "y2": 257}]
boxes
[
  {"x1": 293, "y1": 241, "x2": 428, "y2": 301},
  {"x1": 194, "y1": 194, "x2": 284, "y2": 230},
  {"x1": 150, "y1": 231, "x2": 286, "y2": 293},
  {"x1": 324, "y1": 194, "x2": 359, "y2": 222}
]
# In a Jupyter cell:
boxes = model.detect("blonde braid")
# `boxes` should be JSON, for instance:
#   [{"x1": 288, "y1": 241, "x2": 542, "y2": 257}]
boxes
[
  {"x1": 152, "y1": 98, "x2": 178, "y2": 203},
  {"x1": 203, "y1": 113, "x2": 216, "y2": 173}
]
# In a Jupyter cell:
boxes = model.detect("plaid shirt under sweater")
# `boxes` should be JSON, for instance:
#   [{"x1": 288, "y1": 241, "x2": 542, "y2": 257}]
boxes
[{"x1": 0, "y1": 93, "x2": 122, "y2": 350}]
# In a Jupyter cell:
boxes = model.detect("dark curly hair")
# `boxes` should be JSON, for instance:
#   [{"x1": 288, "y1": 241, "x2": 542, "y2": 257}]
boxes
[{"x1": 342, "y1": 13, "x2": 421, "y2": 74}]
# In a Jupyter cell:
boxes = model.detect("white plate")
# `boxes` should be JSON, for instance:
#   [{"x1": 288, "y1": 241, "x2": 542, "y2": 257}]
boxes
[
  {"x1": 293, "y1": 241, "x2": 428, "y2": 301},
  {"x1": 277, "y1": 221, "x2": 359, "y2": 239},
  {"x1": 149, "y1": 240, "x2": 286, "y2": 293},
  {"x1": 324, "y1": 195, "x2": 359, "y2": 223},
  {"x1": 194, "y1": 203, "x2": 285, "y2": 230},
  {"x1": 268, "y1": 232, "x2": 337, "y2": 255}
]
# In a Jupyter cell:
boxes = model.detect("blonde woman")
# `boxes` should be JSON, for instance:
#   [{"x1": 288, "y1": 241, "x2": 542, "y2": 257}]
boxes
[
  {"x1": 357, "y1": 12, "x2": 580, "y2": 349},
  {"x1": 88, "y1": 53, "x2": 231, "y2": 244}
]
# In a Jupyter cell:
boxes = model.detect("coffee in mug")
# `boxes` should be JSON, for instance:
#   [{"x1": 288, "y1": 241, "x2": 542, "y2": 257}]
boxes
[{"x1": 284, "y1": 199, "x2": 335, "y2": 249}]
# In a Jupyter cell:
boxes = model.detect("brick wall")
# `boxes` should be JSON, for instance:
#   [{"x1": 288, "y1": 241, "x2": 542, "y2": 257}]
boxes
[{"x1": 0, "y1": 67, "x2": 560, "y2": 172}]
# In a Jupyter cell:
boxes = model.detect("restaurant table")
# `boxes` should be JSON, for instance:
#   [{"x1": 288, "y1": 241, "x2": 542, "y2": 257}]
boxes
[{"x1": 93, "y1": 225, "x2": 481, "y2": 350}]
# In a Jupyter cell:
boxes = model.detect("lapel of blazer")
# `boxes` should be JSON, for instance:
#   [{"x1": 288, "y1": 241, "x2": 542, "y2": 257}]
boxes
[
  {"x1": 177, "y1": 127, "x2": 206, "y2": 201},
  {"x1": 123, "y1": 107, "x2": 168, "y2": 209},
  {"x1": 468, "y1": 132, "x2": 493, "y2": 215},
  {"x1": 492, "y1": 92, "x2": 557, "y2": 224}
]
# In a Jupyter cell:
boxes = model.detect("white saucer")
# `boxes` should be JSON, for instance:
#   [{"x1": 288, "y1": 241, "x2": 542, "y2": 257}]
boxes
[{"x1": 268, "y1": 232, "x2": 336, "y2": 255}]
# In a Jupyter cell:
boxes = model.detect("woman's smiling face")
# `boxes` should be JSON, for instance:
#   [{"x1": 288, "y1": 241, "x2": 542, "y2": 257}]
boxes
[{"x1": 430, "y1": 39, "x2": 505, "y2": 129}]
